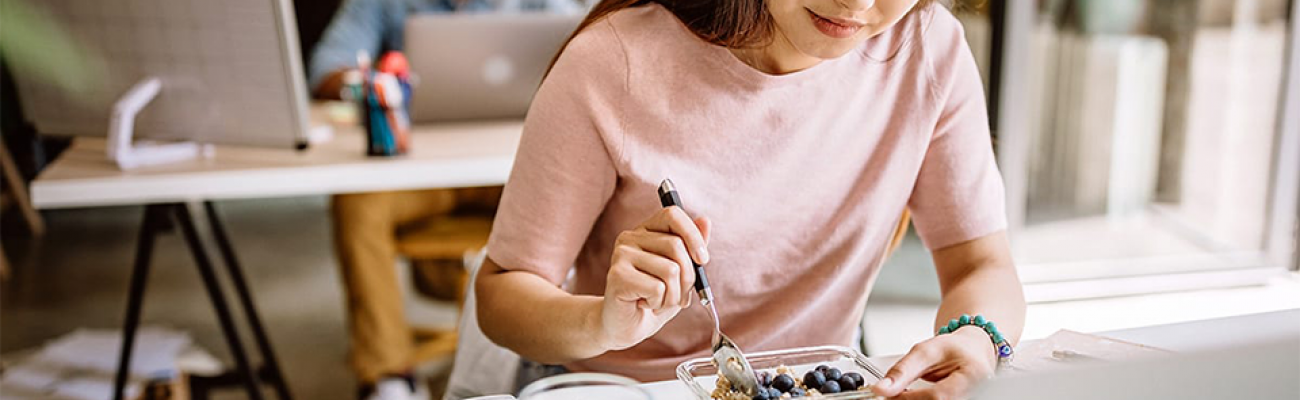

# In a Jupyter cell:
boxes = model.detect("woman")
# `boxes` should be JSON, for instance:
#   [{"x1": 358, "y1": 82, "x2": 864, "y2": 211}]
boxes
[{"x1": 476, "y1": 0, "x2": 1026, "y2": 399}]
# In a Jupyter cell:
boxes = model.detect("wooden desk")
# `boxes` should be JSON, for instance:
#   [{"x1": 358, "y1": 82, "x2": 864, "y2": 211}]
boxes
[{"x1": 31, "y1": 116, "x2": 524, "y2": 400}]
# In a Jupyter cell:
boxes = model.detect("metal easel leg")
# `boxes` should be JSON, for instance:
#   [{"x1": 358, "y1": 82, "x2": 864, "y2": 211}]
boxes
[
  {"x1": 202, "y1": 201, "x2": 293, "y2": 400},
  {"x1": 112, "y1": 204, "x2": 168, "y2": 400},
  {"x1": 171, "y1": 203, "x2": 266, "y2": 400}
]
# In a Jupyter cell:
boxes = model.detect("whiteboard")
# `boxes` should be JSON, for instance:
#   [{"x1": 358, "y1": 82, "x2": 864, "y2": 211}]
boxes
[{"x1": 7, "y1": 0, "x2": 311, "y2": 148}]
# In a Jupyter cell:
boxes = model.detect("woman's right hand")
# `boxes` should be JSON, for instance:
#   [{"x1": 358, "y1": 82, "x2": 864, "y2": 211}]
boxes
[{"x1": 599, "y1": 206, "x2": 712, "y2": 351}]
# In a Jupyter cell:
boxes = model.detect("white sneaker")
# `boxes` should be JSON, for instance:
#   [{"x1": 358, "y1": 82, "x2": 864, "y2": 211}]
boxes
[{"x1": 368, "y1": 378, "x2": 417, "y2": 400}]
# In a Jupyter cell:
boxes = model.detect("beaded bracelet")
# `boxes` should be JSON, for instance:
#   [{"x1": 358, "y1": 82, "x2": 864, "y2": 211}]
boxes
[{"x1": 936, "y1": 314, "x2": 1014, "y2": 370}]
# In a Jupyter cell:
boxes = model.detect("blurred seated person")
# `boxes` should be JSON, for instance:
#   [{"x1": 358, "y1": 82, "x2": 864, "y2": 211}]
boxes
[
  {"x1": 308, "y1": 1, "x2": 585, "y2": 399},
  {"x1": 311, "y1": 0, "x2": 586, "y2": 99}
]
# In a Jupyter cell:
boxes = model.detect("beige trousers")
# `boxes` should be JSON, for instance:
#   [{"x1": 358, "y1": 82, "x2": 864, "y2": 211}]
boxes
[{"x1": 331, "y1": 187, "x2": 502, "y2": 384}]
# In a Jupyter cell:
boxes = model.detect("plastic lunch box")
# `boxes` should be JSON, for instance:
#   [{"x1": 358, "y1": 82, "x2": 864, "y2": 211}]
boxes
[{"x1": 676, "y1": 345, "x2": 886, "y2": 400}]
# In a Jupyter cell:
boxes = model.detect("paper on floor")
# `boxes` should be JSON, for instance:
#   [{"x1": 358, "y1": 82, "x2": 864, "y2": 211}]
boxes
[
  {"x1": 0, "y1": 326, "x2": 192, "y2": 400},
  {"x1": 34, "y1": 327, "x2": 191, "y2": 376}
]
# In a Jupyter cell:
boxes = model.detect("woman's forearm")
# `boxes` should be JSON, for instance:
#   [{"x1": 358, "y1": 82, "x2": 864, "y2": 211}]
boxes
[
  {"x1": 932, "y1": 232, "x2": 1026, "y2": 346},
  {"x1": 873, "y1": 232, "x2": 1026, "y2": 398},
  {"x1": 475, "y1": 257, "x2": 612, "y2": 364}
]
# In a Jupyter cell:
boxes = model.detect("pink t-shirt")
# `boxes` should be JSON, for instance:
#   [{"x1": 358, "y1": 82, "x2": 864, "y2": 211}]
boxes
[{"x1": 485, "y1": 3, "x2": 1006, "y2": 382}]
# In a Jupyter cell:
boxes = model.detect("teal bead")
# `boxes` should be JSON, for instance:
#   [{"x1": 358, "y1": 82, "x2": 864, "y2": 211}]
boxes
[
  {"x1": 984, "y1": 322, "x2": 998, "y2": 334},
  {"x1": 974, "y1": 315, "x2": 986, "y2": 325},
  {"x1": 947, "y1": 320, "x2": 960, "y2": 332},
  {"x1": 993, "y1": 332, "x2": 1004, "y2": 343},
  {"x1": 959, "y1": 315, "x2": 971, "y2": 325},
  {"x1": 938, "y1": 326, "x2": 950, "y2": 335}
]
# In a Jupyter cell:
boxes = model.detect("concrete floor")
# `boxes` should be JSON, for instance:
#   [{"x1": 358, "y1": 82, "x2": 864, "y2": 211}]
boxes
[{"x1": 2, "y1": 196, "x2": 361, "y2": 400}]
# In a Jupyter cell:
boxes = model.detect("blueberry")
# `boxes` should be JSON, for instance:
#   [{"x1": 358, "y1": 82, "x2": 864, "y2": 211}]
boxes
[
  {"x1": 843, "y1": 372, "x2": 864, "y2": 389},
  {"x1": 751, "y1": 390, "x2": 770, "y2": 400},
  {"x1": 757, "y1": 371, "x2": 772, "y2": 387},
  {"x1": 767, "y1": 387, "x2": 783, "y2": 398},
  {"x1": 802, "y1": 370, "x2": 825, "y2": 391},
  {"x1": 824, "y1": 368, "x2": 842, "y2": 382},
  {"x1": 788, "y1": 387, "x2": 806, "y2": 397},
  {"x1": 771, "y1": 374, "x2": 795, "y2": 392},
  {"x1": 838, "y1": 375, "x2": 859, "y2": 390},
  {"x1": 820, "y1": 380, "x2": 842, "y2": 394},
  {"x1": 815, "y1": 365, "x2": 831, "y2": 373}
]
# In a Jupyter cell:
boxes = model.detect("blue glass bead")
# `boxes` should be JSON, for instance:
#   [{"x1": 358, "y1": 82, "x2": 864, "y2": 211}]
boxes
[{"x1": 959, "y1": 315, "x2": 971, "y2": 325}]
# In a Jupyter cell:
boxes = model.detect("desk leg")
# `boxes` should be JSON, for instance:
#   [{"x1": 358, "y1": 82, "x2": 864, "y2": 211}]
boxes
[
  {"x1": 112, "y1": 204, "x2": 168, "y2": 400},
  {"x1": 203, "y1": 201, "x2": 294, "y2": 400},
  {"x1": 171, "y1": 203, "x2": 266, "y2": 400}
]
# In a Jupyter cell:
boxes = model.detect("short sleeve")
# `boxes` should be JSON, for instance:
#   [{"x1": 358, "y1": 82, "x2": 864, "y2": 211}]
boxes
[
  {"x1": 908, "y1": 8, "x2": 1008, "y2": 250},
  {"x1": 484, "y1": 20, "x2": 628, "y2": 285}
]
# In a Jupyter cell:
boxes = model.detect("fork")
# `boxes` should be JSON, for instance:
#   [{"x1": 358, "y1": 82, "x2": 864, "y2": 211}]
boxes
[{"x1": 657, "y1": 179, "x2": 760, "y2": 396}]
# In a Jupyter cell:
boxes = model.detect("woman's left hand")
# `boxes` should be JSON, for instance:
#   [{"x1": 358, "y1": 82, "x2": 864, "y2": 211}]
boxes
[{"x1": 871, "y1": 325, "x2": 998, "y2": 400}]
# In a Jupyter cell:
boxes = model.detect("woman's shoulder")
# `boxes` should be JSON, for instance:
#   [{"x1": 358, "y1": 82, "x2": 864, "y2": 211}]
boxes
[
  {"x1": 550, "y1": 8, "x2": 645, "y2": 87},
  {"x1": 857, "y1": 2, "x2": 966, "y2": 61},
  {"x1": 544, "y1": 5, "x2": 687, "y2": 110},
  {"x1": 917, "y1": 3, "x2": 969, "y2": 53},
  {"x1": 570, "y1": 3, "x2": 689, "y2": 53},
  {"x1": 555, "y1": 3, "x2": 700, "y2": 88},
  {"x1": 914, "y1": 3, "x2": 980, "y2": 90},
  {"x1": 858, "y1": 3, "x2": 979, "y2": 96},
  {"x1": 604, "y1": 3, "x2": 683, "y2": 39}
]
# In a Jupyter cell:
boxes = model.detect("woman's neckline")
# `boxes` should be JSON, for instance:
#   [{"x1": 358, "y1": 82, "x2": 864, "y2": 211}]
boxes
[{"x1": 650, "y1": 4, "x2": 840, "y2": 89}]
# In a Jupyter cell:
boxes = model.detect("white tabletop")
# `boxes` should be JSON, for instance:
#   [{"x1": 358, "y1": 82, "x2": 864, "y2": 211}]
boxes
[
  {"x1": 487, "y1": 309, "x2": 1300, "y2": 400},
  {"x1": 1092, "y1": 309, "x2": 1300, "y2": 352},
  {"x1": 31, "y1": 115, "x2": 523, "y2": 209}
]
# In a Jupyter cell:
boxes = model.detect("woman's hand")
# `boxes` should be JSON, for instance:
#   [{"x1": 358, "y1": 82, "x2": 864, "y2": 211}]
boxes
[
  {"x1": 599, "y1": 206, "x2": 711, "y2": 351},
  {"x1": 872, "y1": 326, "x2": 998, "y2": 400}
]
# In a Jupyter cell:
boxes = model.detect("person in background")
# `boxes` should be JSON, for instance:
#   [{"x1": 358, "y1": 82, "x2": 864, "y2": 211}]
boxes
[
  {"x1": 308, "y1": 1, "x2": 585, "y2": 399},
  {"x1": 310, "y1": 0, "x2": 586, "y2": 99}
]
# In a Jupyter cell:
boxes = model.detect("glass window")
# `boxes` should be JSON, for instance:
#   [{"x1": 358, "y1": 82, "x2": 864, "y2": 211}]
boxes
[{"x1": 989, "y1": 0, "x2": 1299, "y2": 298}]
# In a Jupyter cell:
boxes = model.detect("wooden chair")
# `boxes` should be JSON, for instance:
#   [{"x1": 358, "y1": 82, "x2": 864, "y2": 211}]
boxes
[
  {"x1": 395, "y1": 215, "x2": 494, "y2": 365},
  {"x1": 885, "y1": 209, "x2": 913, "y2": 263},
  {"x1": 0, "y1": 140, "x2": 45, "y2": 280}
]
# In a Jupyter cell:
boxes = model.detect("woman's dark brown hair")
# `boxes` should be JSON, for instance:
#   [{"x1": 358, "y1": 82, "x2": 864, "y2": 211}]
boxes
[{"x1": 547, "y1": 0, "x2": 943, "y2": 74}]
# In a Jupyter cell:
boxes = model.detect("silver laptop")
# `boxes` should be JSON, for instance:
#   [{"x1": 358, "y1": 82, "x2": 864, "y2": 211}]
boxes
[
  {"x1": 973, "y1": 336, "x2": 1300, "y2": 400},
  {"x1": 405, "y1": 13, "x2": 582, "y2": 122}
]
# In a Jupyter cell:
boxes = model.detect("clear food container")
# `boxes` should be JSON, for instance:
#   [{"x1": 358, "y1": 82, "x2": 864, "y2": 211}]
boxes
[{"x1": 676, "y1": 345, "x2": 885, "y2": 400}]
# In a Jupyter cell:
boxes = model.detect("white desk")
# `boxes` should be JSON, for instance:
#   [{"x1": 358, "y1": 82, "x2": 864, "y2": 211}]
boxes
[
  {"x1": 31, "y1": 114, "x2": 524, "y2": 400},
  {"x1": 32, "y1": 119, "x2": 523, "y2": 209},
  {"x1": 483, "y1": 309, "x2": 1300, "y2": 399}
]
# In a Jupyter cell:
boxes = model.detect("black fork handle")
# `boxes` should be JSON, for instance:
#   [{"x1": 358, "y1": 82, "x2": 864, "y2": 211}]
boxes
[{"x1": 657, "y1": 179, "x2": 710, "y2": 298}]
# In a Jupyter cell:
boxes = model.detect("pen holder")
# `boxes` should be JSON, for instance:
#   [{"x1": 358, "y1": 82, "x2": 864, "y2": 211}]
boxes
[{"x1": 359, "y1": 78, "x2": 411, "y2": 157}]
